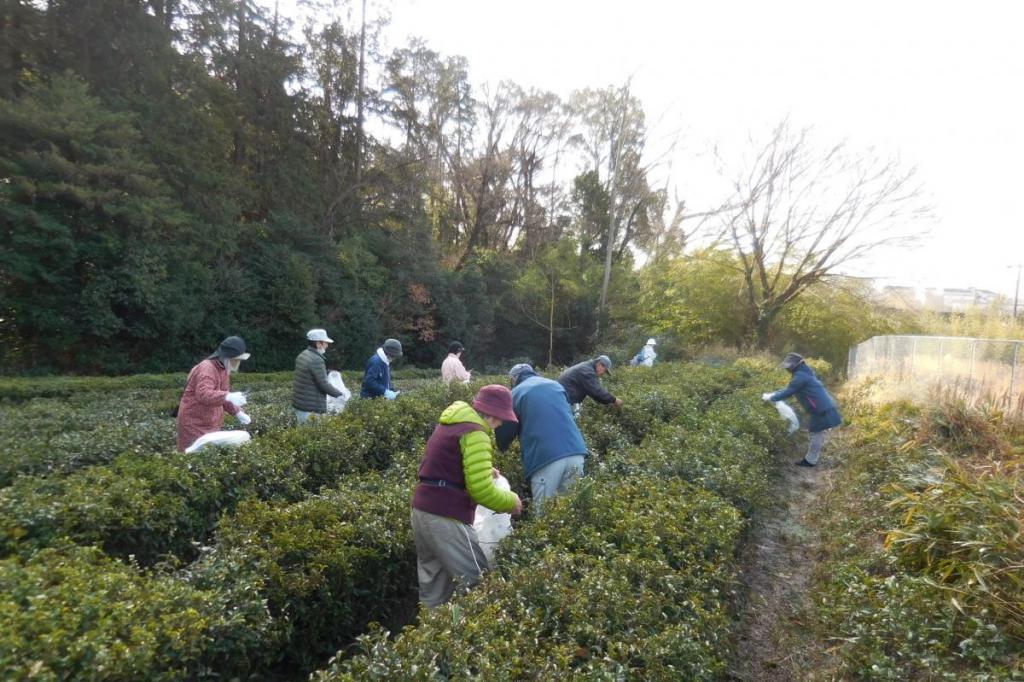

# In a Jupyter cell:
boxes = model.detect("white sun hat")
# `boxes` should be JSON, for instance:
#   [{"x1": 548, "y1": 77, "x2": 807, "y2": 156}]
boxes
[{"x1": 306, "y1": 328, "x2": 334, "y2": 343}]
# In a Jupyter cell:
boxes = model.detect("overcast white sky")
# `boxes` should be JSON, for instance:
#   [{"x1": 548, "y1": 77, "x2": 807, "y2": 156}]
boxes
[{"x1": 278, "y1": 0, "x2": 1024, "y2": 298}]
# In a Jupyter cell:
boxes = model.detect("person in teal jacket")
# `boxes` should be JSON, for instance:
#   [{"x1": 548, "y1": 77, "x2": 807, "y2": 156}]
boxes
[
  {"x1": 411, "y1": 385, "x2": 523, "y2": 607},
  {"x1": 763, "y1": 352, "x2": 842, "y2": 467}
]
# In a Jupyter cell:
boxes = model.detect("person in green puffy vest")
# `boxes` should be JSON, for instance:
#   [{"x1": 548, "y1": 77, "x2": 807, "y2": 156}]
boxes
[{"x1": 411, "y1": 385, "x2": 524, "y2": 608}]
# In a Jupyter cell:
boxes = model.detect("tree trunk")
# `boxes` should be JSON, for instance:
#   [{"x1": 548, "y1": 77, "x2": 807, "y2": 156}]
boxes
[
  {"x1": 596, "y1": 138, "x2": 618, "y2": 342},
  {"x1": 548, "y1": 277, "x2": 555, "y2": 366},
  {"x1": 753, "y1": 307, "x2": 775, "y2": 349},
  {"x1": 355, "y1": 0, "x2": 366, "y2": 187}
]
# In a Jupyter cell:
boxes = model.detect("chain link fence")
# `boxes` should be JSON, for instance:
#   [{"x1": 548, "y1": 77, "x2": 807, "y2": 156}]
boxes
[{"x1": 848, "y1": 335, "x2": 1024, "y2": 410}]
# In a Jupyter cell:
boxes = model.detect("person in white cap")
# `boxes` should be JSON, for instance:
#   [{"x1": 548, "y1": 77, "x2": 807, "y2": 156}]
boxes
[
  {"x1": 292, "y1": 328, "x2": 344, "y2": 424},
  {"x1": 630, "y1": 338, "x2": 658, "y2": 367}
]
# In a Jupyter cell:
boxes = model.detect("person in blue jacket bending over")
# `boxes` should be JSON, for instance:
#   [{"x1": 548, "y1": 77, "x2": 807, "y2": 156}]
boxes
[
  {"x1": 495, "y1": 363, "x2": 589, "y2": 509},
  {"x1": 361, "y1": 338, "x2": 403, "y2": 399},
  {"x1": 763, "y1": 352, "x2": 842, "y2": 467}
]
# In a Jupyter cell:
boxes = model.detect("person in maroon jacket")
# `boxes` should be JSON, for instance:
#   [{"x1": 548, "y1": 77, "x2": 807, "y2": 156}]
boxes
[
  {"x1": 411, "y1": 384, "x2": 523, "y2": 607},
  {"x1": 175, "y1": 336, "x2": 251, "y2": 452}
]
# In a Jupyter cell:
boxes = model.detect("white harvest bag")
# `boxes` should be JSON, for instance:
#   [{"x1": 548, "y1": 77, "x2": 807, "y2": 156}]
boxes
[
  {"x1": 326, "y1": 371, "x2": 352, "y2": 414},
  {"x1": 774, "y1": 401, "x2": 800, "y2": 434},
  {"x1": 185, "y1": 430, "x2": 251, "y2": 454},
  {"x1": 473, "y1": 474, "x2": 514, "y2": 566}
]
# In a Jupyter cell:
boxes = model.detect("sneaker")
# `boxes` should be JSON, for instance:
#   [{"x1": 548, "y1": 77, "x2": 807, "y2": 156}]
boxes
[{"x1": 795, "y1": 458, "x2": 816, "y2": 467}]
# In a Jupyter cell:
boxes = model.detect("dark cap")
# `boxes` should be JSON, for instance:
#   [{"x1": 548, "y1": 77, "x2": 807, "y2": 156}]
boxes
[
  {"x1": 595, "y1": 354, "x2": 612, "y2": 373},
  {"x1": 508, "y1": 363, "x2": 535, "y2": 386},
  {"x1": 213, "y1": 336, "x2": 250, "y2": 360},
  {"x1": 448, "y1": 341, "x2": 465, "y2": 354},
  {"x1": 780, "y1": 352, "x2": 804, "y2": 371},
  {"x1": 382, "y1": 338, "x2": 403, "y2": 358}
]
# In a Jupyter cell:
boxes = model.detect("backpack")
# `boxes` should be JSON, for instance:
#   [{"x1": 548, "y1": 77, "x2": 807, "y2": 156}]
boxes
[{"x1": 629, "y1": 350, "x2": 643, "y2": 366}]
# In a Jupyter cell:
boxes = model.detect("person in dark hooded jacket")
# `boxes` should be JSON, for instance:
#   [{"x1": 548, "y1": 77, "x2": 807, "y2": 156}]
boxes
[
  {"x1": 557, "y1": 355, "x2": 622, "y2": 410},
  {"x1": 763, "y1": 352, "x2": 842, "y2": 467},
  {"x1": 361, "y1": 338, "x2": 402, "y2": 399}
]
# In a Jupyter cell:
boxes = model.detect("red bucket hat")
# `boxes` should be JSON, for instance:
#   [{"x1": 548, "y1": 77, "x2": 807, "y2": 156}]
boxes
[{"x1": 472, "y1": 385, "x2": 518, "y2": 423}]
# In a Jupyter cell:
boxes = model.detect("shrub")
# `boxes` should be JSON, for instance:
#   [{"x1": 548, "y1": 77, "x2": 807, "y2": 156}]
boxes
[
  {"x1": 885, "y1": 457, "x2": 1024, "y2": 639},
  {"x1": 190, "y1": 474, "x2": 417, "y2": 672},
  {"x1": 0, "y1": 445, "x2": 306, "y2": 564},
  {"x1": 0, "y1": 544, "x2": 281, "y2": 680},
  {"x1": 316, "y1": 474, "x2": 746, "y2": 680},
  {"x1": 816, "y1": 562, "x2": 1018, "y2": 681}
]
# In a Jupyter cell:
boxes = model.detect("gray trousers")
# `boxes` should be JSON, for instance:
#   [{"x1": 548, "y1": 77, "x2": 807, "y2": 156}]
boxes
[
  {"x1": 806, "y1": 428, "x2": 833, "y2": 465},
  {"x1": 530, "y1": 455, "x2": 585, "y2": 510},
  {"x1": 411, "y1": 508, "x2": 488, "y2": 608}
]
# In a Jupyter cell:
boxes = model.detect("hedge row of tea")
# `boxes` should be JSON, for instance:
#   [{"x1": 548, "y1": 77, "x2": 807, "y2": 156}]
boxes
[
  {"x1": 0, "y1": 368, "x2": 433, "y2": 485},
  {"x1": 0, "y1": 362, "x2": 788, "y2": 679},
  {"x1": 805, "y1": 394, "x2": 1023, "y2": 680}
]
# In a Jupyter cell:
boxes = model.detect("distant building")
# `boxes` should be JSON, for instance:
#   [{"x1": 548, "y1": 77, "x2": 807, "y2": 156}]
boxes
[{"x1": 879, "y1": 285, "x2": 1012, "y2": 315}]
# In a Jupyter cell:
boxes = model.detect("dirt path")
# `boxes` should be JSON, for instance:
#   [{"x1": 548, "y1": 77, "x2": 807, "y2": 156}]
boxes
[{"x1": 728, "y1": 448, "x2": 831, "y2": 681}]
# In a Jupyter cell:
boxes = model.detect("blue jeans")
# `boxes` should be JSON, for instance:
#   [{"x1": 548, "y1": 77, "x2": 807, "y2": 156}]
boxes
[{"x1": 529, "y1": 455, "x2": 585, "y2": 509}]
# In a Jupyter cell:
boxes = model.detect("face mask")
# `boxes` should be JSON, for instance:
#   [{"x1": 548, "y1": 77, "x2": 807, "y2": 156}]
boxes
[{"x1": 225, "y1": 358, "x2": 241, "y2": 373}]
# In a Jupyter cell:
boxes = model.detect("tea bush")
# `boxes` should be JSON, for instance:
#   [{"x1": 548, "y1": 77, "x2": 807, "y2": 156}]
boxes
[
  {"x1": 0, "y1": 386, "x2": 445, "y2": 563},
  {"x1": 0, "y1": 382, "x2": 296, "y2": 486},
  {"x1": 316, "y1": 474, "x2": 746, "y2": 681},
  {"x1": 0, "y1": 544, "x2": 282, "y2": 680},
  {"x1": 0, "y1": 370, "x2": 295, "y2": 402},
  {"x1": 0, "y1": 444, "x2": 307, "y2": 564},
  {"x1": 189, "y1": 474, "x2": 418, "y2": 671}
]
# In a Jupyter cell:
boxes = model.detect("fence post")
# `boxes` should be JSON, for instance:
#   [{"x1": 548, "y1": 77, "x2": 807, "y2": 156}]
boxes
[
  {"x1": 910, "y1": 337, "x2": 918, "y2": 379},
  {"x1": 1011, "y1": 342, "x2": 1020, "y2": 404},
  {"x1": 969, "y1": 340, "x2": 977, "y2": 384}
]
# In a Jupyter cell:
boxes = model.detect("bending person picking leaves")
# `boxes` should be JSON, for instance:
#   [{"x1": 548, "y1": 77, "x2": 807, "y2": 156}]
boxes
[
  {"x1": 558, "y1": 354, "x2": 622, "y2": 418},
  {"x1": 411, "y1": 385, "x2": 523, "y2": 608},
  {"x1": 762, "y1": 352, "x2": 842, "y2": 467},
  {"x1": 497, "y1": 363, "x2": 589, "y2": 508}
]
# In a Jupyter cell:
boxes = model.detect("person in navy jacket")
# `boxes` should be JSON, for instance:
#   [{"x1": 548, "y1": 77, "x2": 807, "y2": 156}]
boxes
[
  {"x1": 361, "y1": 338, "x2": 403, "y2": 399},
  {"x1": 763, "y1": 352, "x2": 842, "y2": 467},
  {"x1": 496, "y1": 363, "x2": 589, "y2": 508}
]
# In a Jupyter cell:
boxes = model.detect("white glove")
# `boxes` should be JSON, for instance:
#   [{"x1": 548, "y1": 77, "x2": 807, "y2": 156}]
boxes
[
  {"x1": 226, "y1": 391, "x2": 247, "y2": 408},
  {"x1": 237, "y1": 411, "x2": 252, "y2": 425},
  {"x1": 761, "y1": 392, "x2": 774, "y2": 402},
  {"x1": 383, "y1": 389, "x2": 398, "y2": 400}
]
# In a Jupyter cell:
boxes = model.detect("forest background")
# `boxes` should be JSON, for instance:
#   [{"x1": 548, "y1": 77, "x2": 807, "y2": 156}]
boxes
[{"x1": 1, "y1": 0, "x2": 1019, "y2": 376}]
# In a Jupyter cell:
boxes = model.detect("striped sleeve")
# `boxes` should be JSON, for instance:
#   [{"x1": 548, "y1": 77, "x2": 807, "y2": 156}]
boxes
[{"x1": 460, "y1": 430, "x2": 516, "y2": 513}]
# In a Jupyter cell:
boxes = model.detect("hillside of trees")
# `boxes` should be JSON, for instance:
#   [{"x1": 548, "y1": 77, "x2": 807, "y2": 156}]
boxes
[{"x1": 1, "y1": 1, "x2": 943, "y2": 375}]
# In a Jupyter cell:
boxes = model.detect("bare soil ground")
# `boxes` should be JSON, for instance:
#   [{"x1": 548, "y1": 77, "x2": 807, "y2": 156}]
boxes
[{"x1": 728, "y1": 446, "x2": 833, "y2": 681}]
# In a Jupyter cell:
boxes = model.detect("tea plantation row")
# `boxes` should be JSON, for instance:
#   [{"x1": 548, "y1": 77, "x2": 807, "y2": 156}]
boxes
[{"x1": 1, "y1": 362, "x2": 788, "y2": 679}]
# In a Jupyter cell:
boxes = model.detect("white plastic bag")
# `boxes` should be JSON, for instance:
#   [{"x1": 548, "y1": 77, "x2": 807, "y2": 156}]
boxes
[
  {"x1": 326, "y1": 371, "x2": 351, "y2": 414},
  {"x1": 774, "y1": 401, "x2": 800, "y2": 434},
  {"x1": 185, "y1": 430, "x2": 251, "y2": 454},
  {"x1": 473, "y1": 474, "x2": 514, "y2": 567}
]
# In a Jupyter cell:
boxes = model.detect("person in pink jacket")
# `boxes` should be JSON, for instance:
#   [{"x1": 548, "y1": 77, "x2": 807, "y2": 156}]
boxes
[
  {"x1": 441, "y1": 341, "x2": 472, "y2": 384},
  {"x1": 175, "y1": 336, "x2": 251, "y2": 452}
]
